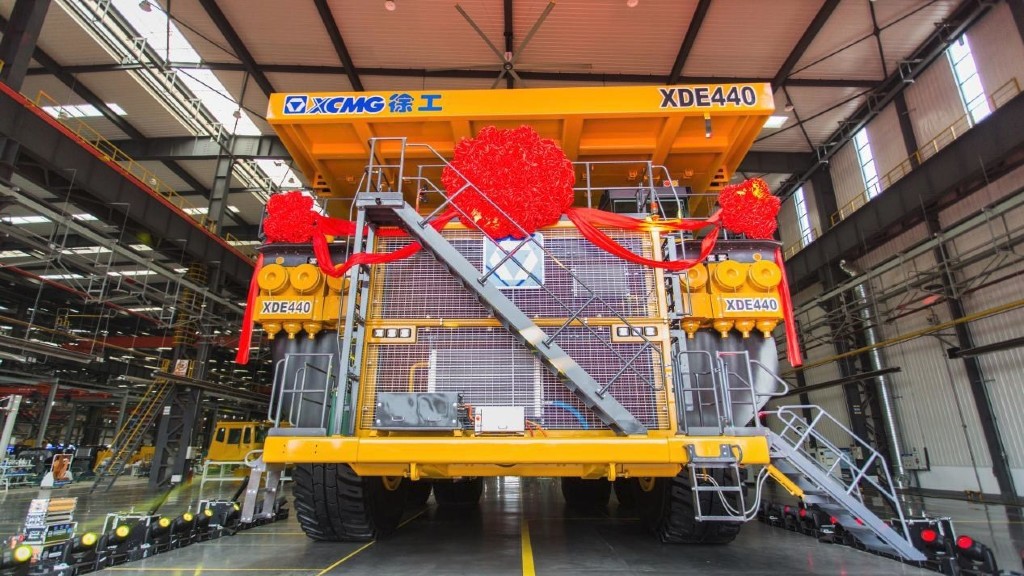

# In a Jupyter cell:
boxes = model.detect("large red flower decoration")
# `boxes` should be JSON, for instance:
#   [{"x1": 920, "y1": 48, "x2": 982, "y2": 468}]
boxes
[
  {"x1": 717, "y1": 177, "x2": 781, "y2": 239},
  {"x1": 263, "y1": 191, "x2": 316, "y2": 243},
  {"x1": 441, "y1": 126, "x2": 575, "y2": 239}
]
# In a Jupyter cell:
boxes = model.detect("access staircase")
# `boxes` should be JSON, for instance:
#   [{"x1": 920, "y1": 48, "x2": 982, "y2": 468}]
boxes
[
  {"x1": 330, "y1": 137, "x2": 667, "y2": 436},
  {"x1": 91, "y1": 373, "x2": 173, "y2": 492}
]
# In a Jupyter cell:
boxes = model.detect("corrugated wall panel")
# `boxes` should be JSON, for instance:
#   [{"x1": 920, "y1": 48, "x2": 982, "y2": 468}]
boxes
[
  {"x1": 967, "y1": 3, "x2": 1024, "y2": 102},
  {"x1": 940, "y1": 164, "x2": 1024, "y2": 226},
  {"x1": 865, "y1": 104, "x2": 907, "y2": 182},
  {"x1": 778, "y1": 196, "x2": 800, "y2": 249},
  {"x1": 904, "y1": 55, "x2": 964, "y2": 149},
  {"x1": 830, "y1": 141, "x2": 864, "y2": 213}
]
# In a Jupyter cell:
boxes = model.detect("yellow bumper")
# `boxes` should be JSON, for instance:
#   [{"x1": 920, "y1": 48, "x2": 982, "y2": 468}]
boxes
[{"x1": 263, "y1": 434, "x2": 770, "y2": 479}]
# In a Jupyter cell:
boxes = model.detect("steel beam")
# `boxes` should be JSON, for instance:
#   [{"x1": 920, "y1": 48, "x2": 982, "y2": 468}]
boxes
[
  {"x1": 313, "y1": 0, "x2": 364, "y2": 91},
  {"x1": 1009, "y1": 0, "x2": 1024, "y2": 45},
  {"x1": 773, "y1": 0, "x2": 841, "y2": 88},
  {"x1": 0, "y1": 86, "x2": 255, "y2": 289},
  {"x1": 109, "y1": 135, "x2": 290, "y2": 161},
  {"x1": 778, "y1": 0, "x2": 993, "y2": 201},
  {"x1": 0, "y1": 0, "x2": 51, "y2": 89},
  {"x1": 737, "y1": 151, "x2": 813, "y2": 174},
  {"x1": 668, "y1": 0, "x2": 712, "y2": 85},
  {"x1": 786, "y1": 90, "x2": 1024, "y2": 290},
  {"x1": 25, "y1": 62, "x2": 881, "y2": 88},
  {"x1": 197, "y1": 0, "x2": 275, "y2": 96},
  {"x1": 34, "y1": 379, "x2": 58, "y2": 445}
]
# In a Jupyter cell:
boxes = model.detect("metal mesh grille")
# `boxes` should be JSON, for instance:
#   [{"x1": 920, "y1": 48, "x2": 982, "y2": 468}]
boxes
[
  {"x1": 361, "y1": 326, "x2": 669, "y2": 430},
  {"x1": 369, "y1": 227, "x2": 660, "y2": 320}
]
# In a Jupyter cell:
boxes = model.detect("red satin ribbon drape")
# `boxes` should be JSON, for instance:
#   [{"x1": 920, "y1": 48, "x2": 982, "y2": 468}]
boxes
[{"x1": 235, "y1": 253, "x2": 263, "y2": 365}]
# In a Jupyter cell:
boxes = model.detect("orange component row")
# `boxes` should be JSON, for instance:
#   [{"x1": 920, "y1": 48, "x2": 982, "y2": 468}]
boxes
[
  {"x1": 252, "y1": 263, "x2": 346, "y2": 340},
  {"x1": 678, "y1": 256, "x2": 784, "y2": 339}
]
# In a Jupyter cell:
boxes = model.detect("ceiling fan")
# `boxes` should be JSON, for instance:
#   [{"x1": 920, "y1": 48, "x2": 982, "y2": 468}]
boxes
[{"x1": 450, "y1": 1, "x2": 592, "y2": 89}]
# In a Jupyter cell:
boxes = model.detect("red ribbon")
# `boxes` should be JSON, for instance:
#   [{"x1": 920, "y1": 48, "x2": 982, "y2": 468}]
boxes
[
  {"x1": 775, "y1": 247, "x2": 803, "y2": 367},
  {"x1": 565, "y1": 207, "x2": 722, "y2": 271},
  {"x1": 235, "y1": 253, "x2": 263, "y2": 365}
]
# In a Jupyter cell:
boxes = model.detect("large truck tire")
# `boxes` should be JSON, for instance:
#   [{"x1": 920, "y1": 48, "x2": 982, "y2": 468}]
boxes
[
  {"x1": 292, "y1": 463, "x2": 407, "y2": 541},
  {"x1": 560, "y1": 477, "x2": 612, "y2": 510},
  {"x1": 406, "y1": 480, "x2": 433, "y2": 507},
  {"x1": 432, "y1": 478, "x2": 483, "y2": 506},
  {"x1": 614, "y1": 478, "x2": 638, "y2": 509},
  {"x1": 636, "y1": 468, "x2": 743, "y2": 544}
]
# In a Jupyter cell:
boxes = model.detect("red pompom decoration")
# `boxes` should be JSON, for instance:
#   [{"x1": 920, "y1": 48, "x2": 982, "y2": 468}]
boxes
[
  {"x1": 441, "y1": 126, "x2": 575, "y2": 239},
  {"x1": 717, "y1": 178, "x2": 781, "y2": 239},
  {"x1": 263, "y1": 191, "x2": 316, "y2": 243}
]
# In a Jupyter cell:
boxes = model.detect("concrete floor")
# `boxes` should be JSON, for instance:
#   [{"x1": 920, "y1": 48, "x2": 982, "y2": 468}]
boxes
[{"x1": 0, "y1": 476, "x2": 1020, "y2": 575}]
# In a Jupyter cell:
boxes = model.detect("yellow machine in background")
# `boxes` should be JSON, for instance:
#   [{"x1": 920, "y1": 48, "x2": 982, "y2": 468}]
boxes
[{"x1": 206, "y1": 421, "x2": 272, "y2": 462}]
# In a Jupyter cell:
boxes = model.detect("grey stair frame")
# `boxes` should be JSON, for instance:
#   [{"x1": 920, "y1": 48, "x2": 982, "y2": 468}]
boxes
[
  {"x1": 91, "y1": 381, "x2": 173, "y2": 493},
  {"x1": 370, "y1": 195, "x2": 646, "y2": 436},
  {"x1": 767, "y1": 408, "x2": 925, "y2": 561}
]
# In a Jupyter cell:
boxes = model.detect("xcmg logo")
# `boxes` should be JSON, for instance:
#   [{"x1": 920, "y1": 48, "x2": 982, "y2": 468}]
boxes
[{"x1": 283, "y1": 94, "x2": 386, "y2": 115}]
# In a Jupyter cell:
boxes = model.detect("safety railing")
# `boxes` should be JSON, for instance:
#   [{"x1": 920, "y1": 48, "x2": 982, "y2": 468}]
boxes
[
  {"x1": 28, "y1": 90, "x2": 244, "y2": 248},
  {"x1": 828, "y1": 77, "x2": 1021, "y2": 228},
  {"x1": 771, "y1": 405, "x2": 909, "y2": 531},
  {"x1": 269, "y1": 353, "x2": 335, "y2": 431},
  {"x1": 674, "y1": 349, "x2": 789, "y2": 434}
]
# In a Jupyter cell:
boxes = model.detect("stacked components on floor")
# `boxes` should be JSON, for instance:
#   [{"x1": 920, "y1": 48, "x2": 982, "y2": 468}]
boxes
[
  {"x1": 1, "y1": 499, "x2": 287, "y2": 576},
  {"x1": 757, "y1": 501, "x2": 1007, "y2": 576}
]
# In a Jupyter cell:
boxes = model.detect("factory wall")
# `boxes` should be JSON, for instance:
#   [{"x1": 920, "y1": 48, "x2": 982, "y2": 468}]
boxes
[{"x1": 783, "y1": 4, "x2": 1024, "y2": 495}]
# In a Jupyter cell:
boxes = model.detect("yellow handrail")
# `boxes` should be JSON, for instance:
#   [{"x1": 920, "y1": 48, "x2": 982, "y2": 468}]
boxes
[
  {"x1": 28, "y1": 89, "x2": 256, "y2": 259},
  {"x1": 828, "y1": 77, "x2": 1020, "y2": 228},
  {"x1": 782, "y1": 77, "x2": 1021, "y2": 259}
]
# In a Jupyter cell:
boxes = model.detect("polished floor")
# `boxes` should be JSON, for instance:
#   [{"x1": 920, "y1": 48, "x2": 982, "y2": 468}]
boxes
[{"x1": 1, "y1": 476, "x2": 1021, "y2": 575}]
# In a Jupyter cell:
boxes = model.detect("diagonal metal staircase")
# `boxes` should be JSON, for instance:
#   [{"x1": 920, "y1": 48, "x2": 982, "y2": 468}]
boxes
[
  {"x1": 91, "y1": 374, "x2": 173, "y2": 492},
  {"x1": 330, "y1": 137, "x2": 669, "y2": 436},
  {"x1": 766, "y1": 406, "x2": 925, "y2": 561}
]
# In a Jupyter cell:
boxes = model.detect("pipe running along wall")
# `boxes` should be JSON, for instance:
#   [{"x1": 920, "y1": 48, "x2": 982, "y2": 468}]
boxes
[{"x1": 838, "y1": 259, "x2": 906, "y2": 483}]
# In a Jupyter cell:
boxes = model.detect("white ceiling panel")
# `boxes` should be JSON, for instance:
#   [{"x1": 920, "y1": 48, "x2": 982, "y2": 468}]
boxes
[
  {"x1": 683, "y1": 0, "x2": 818, "y2": 78},
  {"x1": 33, "y1": 4, "x2": 119, "y2": 66},
  {"x1": 505, "y1": 0, "x2": 695, "y2": 76},
  {"x1": 157, "y1": 0, "x2": 235, "y2": 62},
  {"x1": 329, "y1": 0, "x2": 505, "y2": 70},
  {"x1": 265, "y1": 72, "x2": 354, "y2": 94},
  {"x1": 878, "y1": 1, "x2": 959, "y2": 76},
  {"x1": 218, "y1": 1, "x2": 339, "y2": 67},
  {"x1": 80, "y1": 71, "x2": 191, "y2": 138},
  {"x1": 792, "y1": 0, "x2": 876, "y2": 80},
  {"x1": 176, "y1": 159, "x2": 218, "y2": 189},
  {"x1": 360, "y1": 75, "x2": 500, "y2": 92}
]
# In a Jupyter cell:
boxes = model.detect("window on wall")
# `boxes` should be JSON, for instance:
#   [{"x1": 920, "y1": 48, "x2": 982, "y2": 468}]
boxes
[
  {"x1": 947, "y1": 34, "x2": 991, "y2": 124},
  {"x1": 853, "y1": 129, "x2": 881, "y2": 199},
  {"x1": 794, "y1": 187, "x2": 814, "y2": 245}
]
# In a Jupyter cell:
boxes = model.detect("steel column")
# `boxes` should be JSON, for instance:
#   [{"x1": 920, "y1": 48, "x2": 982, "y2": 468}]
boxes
[
  {"x1": 893, "y1": 92, "x2": 920, "y2": 168},
  {"x1": 62, "y1": 402, "x2": 78, "y2": 445},
  {"x1": 926, "y1": 214, "x2": 1018, "y2": 501},
  {"x1": 34, "y1": 379, "x2": 58, "y2": 446},
  {"x1": 0, "y1": 395, "x2": 21, "y2": 459},
  {"x1": 809, "y1": 162, "x2": 839, "y2": 230}
]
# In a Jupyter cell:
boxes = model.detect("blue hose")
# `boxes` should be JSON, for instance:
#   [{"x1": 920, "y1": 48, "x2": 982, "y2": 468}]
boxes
[{"x1": 549, "y1": 400, "x2": 589, "y2": 430}]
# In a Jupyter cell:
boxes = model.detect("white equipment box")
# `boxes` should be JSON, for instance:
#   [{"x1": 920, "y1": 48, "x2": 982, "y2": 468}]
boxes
[{"x1": 474, "y1": 406, "x2": 526, "y2": 434}]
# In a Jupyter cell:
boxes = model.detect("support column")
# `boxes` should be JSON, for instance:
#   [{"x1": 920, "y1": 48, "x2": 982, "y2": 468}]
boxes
[
  {"x1": 80, "y1": 406, "x2": 104, "y2": 446},
  {"x1": 0, "y1": 395, "x2": 22, "y2": 459},
  {"x1": 207, "y1": 154, "x2": 235, "y2": 232},
  {"x1": 927, "y1": 214, "x2": 1017, "y2": 501},
  {"x1": 34, "y1": 380, "x2": 58, "y2": 446},
  {"x1": 0, "y1": 0, "x2": 51, "y2": 181},
  {"x1": 114, "y1": 392, "x2": 129, "y2": 435},
  {"x1": 893, "y1": 93, "x2": 920, "y2": 169},
  {"x1": 62, "y1": 402, "x2": 78, "y2": 445},
  {"x1": 809, "y1": 163, "x2": 838, "y2": 232}
]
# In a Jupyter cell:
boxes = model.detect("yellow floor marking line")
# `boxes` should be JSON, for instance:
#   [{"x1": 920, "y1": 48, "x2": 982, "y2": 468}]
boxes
[
  {"x1": 521, "y1": 519, "x2": 536, "y2": 576},
  {"x1": 398, "y1": 508, "x2": 427, "y2": 528},
  {"x1": 316, "y1": 541, "x2": 376, "y2": 576}
]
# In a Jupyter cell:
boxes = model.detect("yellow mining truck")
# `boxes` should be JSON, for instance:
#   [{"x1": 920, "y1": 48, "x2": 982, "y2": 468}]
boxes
[{"x1": 243, "y1": 85, "x2": 923, "y2": 560}]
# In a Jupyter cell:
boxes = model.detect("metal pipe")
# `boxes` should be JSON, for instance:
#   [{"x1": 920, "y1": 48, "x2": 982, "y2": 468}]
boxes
[
  {"x1": 838, "y1": 260, "x2": 905, "y2": 482},
  {"x1": 0, "y1": 395, "x2": 22, "y2": 459}
]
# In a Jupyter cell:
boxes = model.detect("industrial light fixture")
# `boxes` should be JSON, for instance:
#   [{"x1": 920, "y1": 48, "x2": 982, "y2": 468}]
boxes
[
  {"x1": 139, "y1": 0, "x2": 153, "y2": 12},
  {"x1": 626, "y1": 0, "x2": 639, "y2": 7},
  {"x1": 384, "y1": 0, "x2": 397, "y2": 11},
  {"x1": 784, "y1": 101, "x2": 795, "y2": 112},
  {"x1": 764, "y1": 115, "x2": 789, "y2": 129}
]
